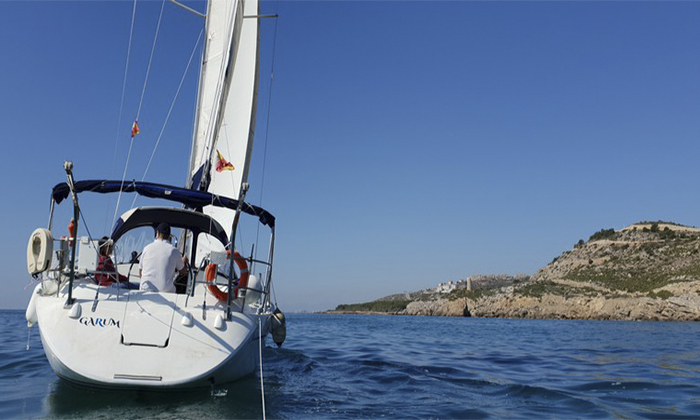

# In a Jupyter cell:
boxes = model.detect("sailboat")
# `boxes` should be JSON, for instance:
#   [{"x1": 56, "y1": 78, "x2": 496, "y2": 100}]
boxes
[{"x1": 24, "y1": 0, "x2": 285, "y2": 388}]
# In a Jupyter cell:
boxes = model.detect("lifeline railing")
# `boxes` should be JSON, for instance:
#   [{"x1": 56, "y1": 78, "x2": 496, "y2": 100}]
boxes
[{"x1": 184, "y1": 252, "x2": 274, "y2": 314}]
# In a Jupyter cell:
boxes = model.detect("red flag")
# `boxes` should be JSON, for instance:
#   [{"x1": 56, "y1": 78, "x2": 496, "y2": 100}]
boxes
[
  {"x1": 215, "y1": 150, "x2": 235, "y2": 172},
  {"x1": 131, "y1": 120, "x2": 140, "y2": 138}
]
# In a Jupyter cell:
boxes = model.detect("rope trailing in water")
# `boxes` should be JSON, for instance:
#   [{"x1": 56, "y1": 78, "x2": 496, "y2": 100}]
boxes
[
  {"x1": 131, "y1": 28, "x2": 204, "y2": 208},
  {"x1": 105, "y1": 0, "x2": 139, "y2": 233},
  {"x1": 112, "y1": 0, "x2": 166, "y2": 226},
  {"x1": 259, "y1": 317, "x2": 266, "y2": 420}
]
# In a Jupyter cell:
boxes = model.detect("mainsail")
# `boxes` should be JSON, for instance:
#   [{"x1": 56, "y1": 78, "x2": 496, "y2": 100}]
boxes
[{"x1": 188, "y1": 0, "x2": 260, "y2": 251}]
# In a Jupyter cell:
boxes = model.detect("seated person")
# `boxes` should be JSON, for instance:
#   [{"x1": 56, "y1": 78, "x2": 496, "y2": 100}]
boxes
[
  {"x1": 139, "y1": 223, "x2": 188, "y2": 293},
  {"x1": 95, "y1": 236, "x2": 131, "y2": 287}
]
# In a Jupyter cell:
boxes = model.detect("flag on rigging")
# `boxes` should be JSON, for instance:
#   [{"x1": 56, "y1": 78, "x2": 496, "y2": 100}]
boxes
[
  {"x1": 131, "y1": 120, "x2": 140, "y2": 138},
  {"x1": 215, "y1": 150, "x2": 235, "y2": 172}
]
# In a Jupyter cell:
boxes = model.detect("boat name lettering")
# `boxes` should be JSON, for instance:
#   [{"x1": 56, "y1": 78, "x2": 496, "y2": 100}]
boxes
[{"x1": 79, "y1": 317, "x2": 120, "y2": 328}]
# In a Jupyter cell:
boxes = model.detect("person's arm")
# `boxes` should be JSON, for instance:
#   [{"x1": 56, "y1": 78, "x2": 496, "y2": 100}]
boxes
[{"x1": 178, "y1": 254, "x2": 188, "y2": 275}]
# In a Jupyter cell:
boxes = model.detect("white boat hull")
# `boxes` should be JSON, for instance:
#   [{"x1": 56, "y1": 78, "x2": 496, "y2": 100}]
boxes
[{"x1": 32, "y1": 281, "x2": 271, "y2": 389}]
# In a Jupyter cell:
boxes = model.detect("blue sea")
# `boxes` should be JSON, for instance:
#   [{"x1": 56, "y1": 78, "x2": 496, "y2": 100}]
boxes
[{"x1": 2, "y1": 310, "x2": 700, "y2": 419}]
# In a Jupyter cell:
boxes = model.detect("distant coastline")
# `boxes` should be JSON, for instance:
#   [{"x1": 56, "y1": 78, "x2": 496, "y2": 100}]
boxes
[
  {"x1": 325, "y1": 310, "x2": 393, "y2": 316},
  {"x1": 331, "y1": 222, "x2": 700, "y2": 322}
]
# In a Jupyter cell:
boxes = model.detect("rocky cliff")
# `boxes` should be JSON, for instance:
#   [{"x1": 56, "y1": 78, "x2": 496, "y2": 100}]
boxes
[{"x1": 334, "y1": 222, "x2": 700, "y2": 321}]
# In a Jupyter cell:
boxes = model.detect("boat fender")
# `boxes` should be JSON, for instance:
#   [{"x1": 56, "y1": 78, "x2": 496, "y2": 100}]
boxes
[
  {"x1": 25, "y1": 284, "x2": 42, "y2": 327},
  {"x1": 181, "y1": 312, "x2": 193, "y2": 327},
  {"x1": 214, "y1": 313, "x2": 226, "y2": 330},
  {"x1": 68, "y1": 303, "x2": 81, "y2": 319},
  {"x1": 205, "y1": 251, "x2": 249, "y2": 302},
  {"x1": 27, "y1": 228, "x2": 53, "y2": 275},
  {"x1": 270, "y1": 309, "x2": 286, "y2": 347}
]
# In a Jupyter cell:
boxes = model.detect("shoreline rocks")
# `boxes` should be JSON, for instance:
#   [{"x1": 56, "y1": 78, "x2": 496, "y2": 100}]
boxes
[
  {"x1": 465, "y1": 291, "x2": 700, "y2": 321},
  {"x1": 329, "y1": 291, "x2": 700, "y2": 321},
  {"x1": 400, "y1": 298, "x2": 470, "y2": 317},
  {"x1": 331, "y1": 223, "x2": 700, "y2": 322}
]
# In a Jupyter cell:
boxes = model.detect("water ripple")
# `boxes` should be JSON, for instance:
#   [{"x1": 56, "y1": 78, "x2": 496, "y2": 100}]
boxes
[{"x1": 2, "y1": 311, "x2": 700, "y2": 418}]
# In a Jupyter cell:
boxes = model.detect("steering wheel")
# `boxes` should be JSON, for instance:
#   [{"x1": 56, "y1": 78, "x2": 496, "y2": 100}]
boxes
[{"x1": 125, "y1": 251, "x2": 142, "y2": 283}]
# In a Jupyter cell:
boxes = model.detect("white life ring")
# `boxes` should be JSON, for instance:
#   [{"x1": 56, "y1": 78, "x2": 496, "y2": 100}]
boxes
[{"x1": 27, "y1": 228, "x2": 53, "y2": 275}]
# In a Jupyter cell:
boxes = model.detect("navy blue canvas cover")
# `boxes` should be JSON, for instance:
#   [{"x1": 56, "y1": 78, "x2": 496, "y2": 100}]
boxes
[{"x1": 51, "y1": 180, "x2": 275, "y2": 228}]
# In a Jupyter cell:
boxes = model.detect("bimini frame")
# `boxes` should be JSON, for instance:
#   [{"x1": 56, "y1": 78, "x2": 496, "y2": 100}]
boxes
[{"x1": 48, "y1": 171, "x2": 277, "y2": 318}]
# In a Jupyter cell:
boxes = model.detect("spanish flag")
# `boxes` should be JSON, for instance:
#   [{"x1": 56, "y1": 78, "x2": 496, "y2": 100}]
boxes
[
  {"x1": 131, "y1": 120, "x2": 140, "y2": 138},
  {"x1": 215, "y1": 150, "x2": 235, "y2": 172}
]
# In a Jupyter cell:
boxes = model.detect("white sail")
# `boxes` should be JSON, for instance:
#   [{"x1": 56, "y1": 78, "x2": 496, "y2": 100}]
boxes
[
  {"x1": 204, "y1": 0, "x2": 259, "y2": 236},
  {"x1": 189, "y1": 0, "x2": 260, "y2": 257},
  {"x1": 188, "y1": 0, "x2": 242, "y2": 188}
]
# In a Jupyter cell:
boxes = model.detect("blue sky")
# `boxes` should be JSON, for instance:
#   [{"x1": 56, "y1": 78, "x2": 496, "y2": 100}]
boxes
[{"x1": 2, "y1": 1, "x2": 700, "y2": 312}]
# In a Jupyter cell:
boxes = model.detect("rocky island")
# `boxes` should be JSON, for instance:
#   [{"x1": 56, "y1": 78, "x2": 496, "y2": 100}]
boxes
[{"x1": 332, "y1": 222, "x2": 700, "y2": 321}]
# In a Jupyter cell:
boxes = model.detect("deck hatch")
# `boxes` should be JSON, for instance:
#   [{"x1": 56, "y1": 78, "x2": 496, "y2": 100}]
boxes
[{"x1": 120, "y1": 293, "x2": 176, "y2": 347}]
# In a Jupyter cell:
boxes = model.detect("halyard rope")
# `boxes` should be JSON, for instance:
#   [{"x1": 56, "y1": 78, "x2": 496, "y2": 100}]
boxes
[
  {"x1": 131, "y1": 28, "x2": 204, "y2": 208},
  {"x1": 136, "y1": 0, "x2": 166, "y2": 121},
  {"x1": 254, "y1": 12, "x2": 279, "y2": 263},
  {"x1": 105, "y1": 0, "x2": 138, "y2": 232},
  {"x1": 113, "y1": 0, "x2": 166, "y2": 226}
]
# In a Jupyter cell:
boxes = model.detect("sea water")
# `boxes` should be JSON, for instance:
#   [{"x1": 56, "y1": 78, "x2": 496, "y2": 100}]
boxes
[{"x1": 2, "y1": 310, "x2": 700, "y2": 419}]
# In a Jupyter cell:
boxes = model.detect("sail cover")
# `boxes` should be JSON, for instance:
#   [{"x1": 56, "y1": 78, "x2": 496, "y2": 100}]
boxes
[{"x1": 188, "y1": 0, "x2": 261, "y2": 258}]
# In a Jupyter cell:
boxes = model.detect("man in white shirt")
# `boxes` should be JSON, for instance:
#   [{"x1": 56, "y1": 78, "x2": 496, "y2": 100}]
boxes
[{"x1": 139, "y1": 223, "x2": 188, "y2": 293}]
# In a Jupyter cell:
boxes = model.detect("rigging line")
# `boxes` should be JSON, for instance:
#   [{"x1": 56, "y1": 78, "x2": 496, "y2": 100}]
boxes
[
  {"x1": 112, "y1": 137, "x2": 134, "y2": 226},
  {"x1": 254, "y1": 13, "x2": 279, "y2": 261},
  {"x1": 270, "y1": 278, "x2": 278, "y2": 307},
  {"x1": 78, "y1": 207, "x2": 100, "y2": 255},
  {"x1": 112, "y1": 0, "x2": 165, "y2": 227},
  {"x1": 111, "y1": 138, "x2": 136, "y2": 228},
  {"x1": 168, "y1": 0, "x2": 206, "y2": 18},
  {"x1": 131, "y1": 28, "x2": 204, "y2": 209},
  {"x1": 136, "y1": 0, "x2": 166, "y2": 120},
  {"x1": 218, "y1": 121, "x2": 246, "y2": 253},
  {"x1": 185, "y1": 39, "x2": 202, "y2": 187},
  {"x1": 104, "y1": 0, "x2": 139, "y2": 233},
  {"x1": 221, "y1": 122, "x2": 245, "y2": 251}
]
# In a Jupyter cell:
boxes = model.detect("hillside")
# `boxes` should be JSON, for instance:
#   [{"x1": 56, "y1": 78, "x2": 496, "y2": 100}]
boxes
[{"x1": 332, "y1": 222, "x2": 700, "y2": 321}]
